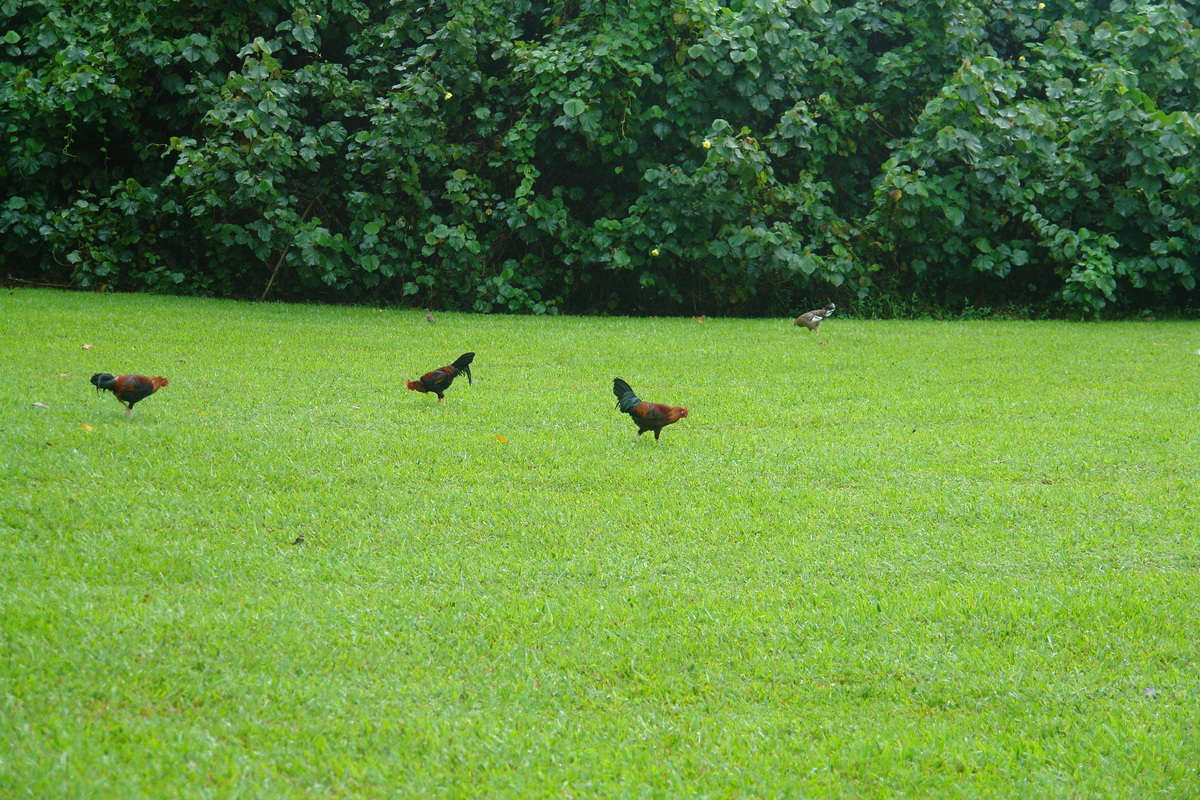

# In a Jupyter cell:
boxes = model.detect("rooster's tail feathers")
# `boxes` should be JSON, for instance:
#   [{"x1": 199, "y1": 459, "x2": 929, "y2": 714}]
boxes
[
  {"x1": 612, "y1": 378, "x2": 640, "y2": 413},
  {"x1": 452, "y1": 352, "x2": 475, "y2": 384},
  {"x1": 90, "y1": 373, "x2": 116, "y2": 392}
]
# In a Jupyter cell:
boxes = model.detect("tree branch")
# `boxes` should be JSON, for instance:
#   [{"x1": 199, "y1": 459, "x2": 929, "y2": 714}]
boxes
[{"x1": 261, "y1": 193, "x2": 322, "y2": 302}]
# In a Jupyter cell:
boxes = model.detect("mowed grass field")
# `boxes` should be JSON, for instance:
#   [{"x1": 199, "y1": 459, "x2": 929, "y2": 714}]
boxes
[{"x1": 1, "y1": 288, "x2": 1197, "y2": 798}]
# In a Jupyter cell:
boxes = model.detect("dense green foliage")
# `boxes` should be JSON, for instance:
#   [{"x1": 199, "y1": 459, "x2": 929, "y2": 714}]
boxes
[{"x1": 3, "y1": 0, "x2": 1199, "y2": 314}]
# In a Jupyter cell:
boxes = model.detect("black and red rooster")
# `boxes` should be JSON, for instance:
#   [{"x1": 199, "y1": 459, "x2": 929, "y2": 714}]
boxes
[
  {"x1": 407, "y1": 352, "x2": 474, "y2": 403},
  {"x1": 612, "y1": 378, "x2": 688, "y2": 441},
  {"x1": 90, "y1": 373, "x2": 169, "y2": 417}
]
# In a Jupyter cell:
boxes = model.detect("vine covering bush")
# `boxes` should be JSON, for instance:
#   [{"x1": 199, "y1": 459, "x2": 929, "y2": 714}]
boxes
[{"x1": 2, "y1": 0, "x2": 1198, "y2": 315}]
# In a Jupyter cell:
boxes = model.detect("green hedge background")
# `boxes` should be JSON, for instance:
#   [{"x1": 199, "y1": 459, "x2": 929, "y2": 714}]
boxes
[{"x1": 3, "y1": 0, "x2": 1198, "y2": 315}]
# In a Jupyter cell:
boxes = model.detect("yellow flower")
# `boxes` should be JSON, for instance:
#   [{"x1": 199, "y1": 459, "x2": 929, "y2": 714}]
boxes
[
  {"x1": 1037, "y1": 2, "x2": 1044, "y2": 7},
  {"x1": 444, "y1": 91, "x2": 453, "y2": 100},
  {"x1": 651, "y1": 248, "x2": 660, "y2": 257},
  {"x1": 702, "y1": 139, "x2": 712, "y2": 149}
]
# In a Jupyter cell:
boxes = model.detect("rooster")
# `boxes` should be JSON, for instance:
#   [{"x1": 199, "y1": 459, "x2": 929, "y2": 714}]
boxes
[
  {"x1": 612, "y1": 378, "x2": 688, "y2": 441},
  {"x1": 90, "y1": 373, "x2": 168, "y2": 417},
  {"x1": 793, "y1": 303, "x2": 836, "y2": 332},
  {"x1": 407, "y1": 352, "x2": 474, "y2": 402}
]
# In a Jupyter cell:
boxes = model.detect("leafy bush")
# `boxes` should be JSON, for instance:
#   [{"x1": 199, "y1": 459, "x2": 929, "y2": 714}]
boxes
[
  {"x1": 3, "y1": 0, "x2": 1198, "y2": 314},
  {"x1": 874, "y1": 0, "x2": 1200, "y2": 313}
]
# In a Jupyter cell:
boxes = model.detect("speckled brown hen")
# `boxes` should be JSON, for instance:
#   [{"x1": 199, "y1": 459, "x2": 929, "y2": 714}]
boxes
[{"x1": 793, "y1": 303, "x2": 836, "y2": 332}]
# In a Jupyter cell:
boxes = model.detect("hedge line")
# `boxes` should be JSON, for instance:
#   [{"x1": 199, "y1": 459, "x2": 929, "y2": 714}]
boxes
[{"x1": 2, "y1": 0, "x2": 1198, "y2": 315}]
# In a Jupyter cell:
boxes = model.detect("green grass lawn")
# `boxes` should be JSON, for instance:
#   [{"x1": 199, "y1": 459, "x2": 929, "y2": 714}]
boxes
[{"x1": 1, "y1": 288, "x2": 1198, "y2": 798}]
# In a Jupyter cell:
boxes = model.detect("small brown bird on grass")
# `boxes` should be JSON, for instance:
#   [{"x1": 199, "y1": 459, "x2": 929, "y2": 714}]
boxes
[
  {"x1": 793, "y1": 303, "x2": 835, "y2": 332},
  {"x1": 425, "y1": 310, "x2": 436, "y2": 324},
  {"x1": 90, "y1": 373, "x2": 168, "y2": 417}
]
